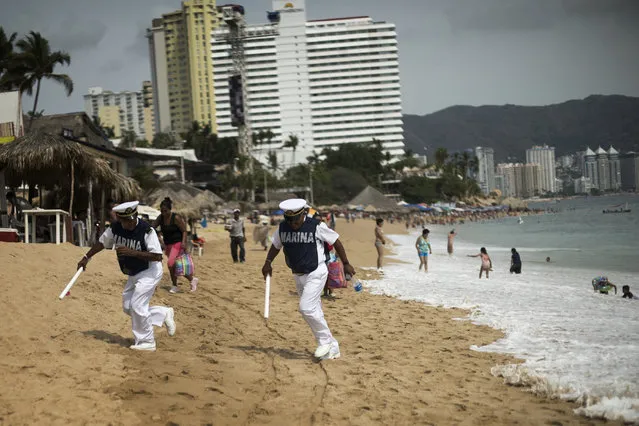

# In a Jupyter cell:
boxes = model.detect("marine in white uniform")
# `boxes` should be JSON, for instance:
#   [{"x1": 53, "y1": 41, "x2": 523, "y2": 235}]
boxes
[
  {"x1": 77, "y1": 201, "x2": 176, "y2": 352},
  {"x1": 261, "y1": 199, "x2": 356, "y2": 360}
]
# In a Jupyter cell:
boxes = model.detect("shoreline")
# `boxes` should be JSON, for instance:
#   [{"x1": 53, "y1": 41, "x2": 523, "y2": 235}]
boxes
[{"x1": 0, "y1": 218, "x2": 623, "y2": 425}]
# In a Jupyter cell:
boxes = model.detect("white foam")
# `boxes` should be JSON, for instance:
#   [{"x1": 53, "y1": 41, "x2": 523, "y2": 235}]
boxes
[{"x1": 367, "y1": 231, "x2": 639, "y2": 422}]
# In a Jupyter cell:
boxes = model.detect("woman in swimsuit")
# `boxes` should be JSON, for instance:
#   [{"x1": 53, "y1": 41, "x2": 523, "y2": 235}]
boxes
[
  {"x1": 415, "y1": 228, "x2": 432, "y2": 273},
  {"x1": 468, "y1": 247, "x2": 492, "y2": 279},
  {"x1": 374, "y1": 218, "x2": 386, "y2": 273}
]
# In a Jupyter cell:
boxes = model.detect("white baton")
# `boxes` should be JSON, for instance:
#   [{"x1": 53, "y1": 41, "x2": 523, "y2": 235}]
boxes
[
  {"x1": 264, "y1": 275, "x2": 271, "y2": 319},
  {"x1": 59, "y1": 268, "x2": 84, "y2": 300}
]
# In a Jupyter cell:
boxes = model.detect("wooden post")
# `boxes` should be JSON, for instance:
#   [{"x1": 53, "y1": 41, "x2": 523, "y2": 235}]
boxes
[
  {"x1": 86, "y1": 179, "x2": 93, "y2": 245},
  {"x1": 69, "y1": 159, "x2": 75, "y2": 217},
  {"x1": 99, "y1": 189, "x2": 106, "y2": 236},
  {"x1": 0, "y1": 169, "x2": 8, "y2": 228}
]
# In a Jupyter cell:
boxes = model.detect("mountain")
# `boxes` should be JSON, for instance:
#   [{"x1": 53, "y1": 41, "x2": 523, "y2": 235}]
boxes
[{"x1": 402, "y1": 95, "x2": 639, "y2": 162}]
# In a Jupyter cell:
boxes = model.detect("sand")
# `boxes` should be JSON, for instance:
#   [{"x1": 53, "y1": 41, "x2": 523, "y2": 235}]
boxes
[{"x1": 0, "y1": 218, "x2": 617, "y2": 425}]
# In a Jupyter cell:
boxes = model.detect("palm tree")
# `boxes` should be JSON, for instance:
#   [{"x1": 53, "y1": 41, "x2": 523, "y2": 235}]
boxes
[
  {"x1": 0, "y1": 27, "x2": 17, "y2": 85},
  {"x1": 11, "y1": 32, "x2": 73, "y2": 130},
  {"x1": 434, "y1": 147, "x2": 448, "y2": 171},
  {"x1": 283, "y1": 134, "x2": 299, "y2": 166},
  {"x1": 267, "y1": 150, "x2": 278, "y2": 174},
  {"x1": 121, "y1": 130, "x2": 137, "y2": 148}
]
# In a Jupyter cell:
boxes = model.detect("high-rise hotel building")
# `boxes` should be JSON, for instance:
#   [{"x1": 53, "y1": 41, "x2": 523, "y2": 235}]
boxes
[
  {"x1": 526, "y1": 145, "x2": 556, "y2": 194},
  {"x1": 147, "y1": 0, "x2": 219, "y2": 135},
  {"x1": 84, "y1": 83, "x2": 153, "y2": 140},
  {"x1": 212, "y1": 0, "x2": 404, "y2": 167}
]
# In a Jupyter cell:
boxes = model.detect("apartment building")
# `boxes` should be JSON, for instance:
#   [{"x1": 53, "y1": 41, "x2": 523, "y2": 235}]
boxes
[
  {"x1": 147, "y1": 0, "x2": 219, "y2": 135},
  {"x1": 212, "y1": 0, "x2": 404, "y2": 168}
]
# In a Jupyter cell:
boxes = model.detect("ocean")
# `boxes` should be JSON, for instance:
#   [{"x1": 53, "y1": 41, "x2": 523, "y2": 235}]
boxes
[{"x1": 365, "y1": 194, "x2": 639, "y2": 422}]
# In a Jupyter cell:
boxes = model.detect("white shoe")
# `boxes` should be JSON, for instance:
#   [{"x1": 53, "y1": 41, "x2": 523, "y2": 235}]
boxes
[
  {"x1": 130, "y1": 342, "x2": 156, "y2": 351},
  {"x1": 169, "y1": 286, "x2": 179, "y2": 294},
  {"x1": 164, "y1": 307, "x2": 176, "y2": 336},
  {"x1": 314, "y1": 344, "x2": 331, "y2": 358},
  {"x1": 190, "y1": 277, "x2": 198, "y2": 293},
  {"x1": 319, "y1": 342, "x2": 341, "y2": 360},
  {"x1": 378, "y1": 268, "x2": 384, "y2": 274}
]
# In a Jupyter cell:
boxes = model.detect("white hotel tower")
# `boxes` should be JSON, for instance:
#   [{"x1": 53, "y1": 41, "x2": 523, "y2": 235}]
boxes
[{"x1": 212, "y1": 0, "x2": 405, "y2": 168}]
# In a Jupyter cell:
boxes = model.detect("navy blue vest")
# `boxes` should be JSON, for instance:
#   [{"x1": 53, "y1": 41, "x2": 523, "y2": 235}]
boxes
[
  {"x1": 111, "y1": 220, "x2": 152, "y2": 276},
  {"x1": 279, "y1": 217, "x2": 323, "y2": 274}
]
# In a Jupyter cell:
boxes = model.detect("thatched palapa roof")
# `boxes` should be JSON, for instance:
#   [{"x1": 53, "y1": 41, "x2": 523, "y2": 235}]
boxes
[
  {"x1": 144, "y1": 182, "x2": 225, "y2": 219},
  {"x1": 348, "y1": 186, "x2": 400, "y2": 212},
  {"x1": 0, "y1": 131, "x2": 140, "y2": 199}
]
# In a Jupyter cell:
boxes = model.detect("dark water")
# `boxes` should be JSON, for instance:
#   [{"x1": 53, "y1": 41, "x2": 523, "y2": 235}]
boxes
[{"x1": 452, "y1": 194, "x2": 639, "y2": 274}]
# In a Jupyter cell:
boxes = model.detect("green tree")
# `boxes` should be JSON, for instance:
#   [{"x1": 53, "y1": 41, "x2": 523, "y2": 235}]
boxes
[
  {"x1": 283, "y1": 134, "x2": 299, "y2": 166},
  {"x1": 399, "y1": 176, "x2": 438, "y2": 203},
  {"x1": 434, "y1": 147, "x2": 448, "y2": 171},
  {"x1": 136, "y1": 139, "x2": 150, "y2": 148},
  {"x1": 0, "y1": 27, "x2": 17, "y2": 87},
  {"x1": 267, "y1": 150, "x2": 278, "y2": 174},
  {"x1": 120, "y1": 130, "x2": 137, "y2": 148},
  {"x1": 322, "y1": 141, "x2": 384, "y2": 185},
  {"x1": 131, "y1": 166, "x2": 160, "y2": 191},
  {"x1": 11, "y1": 32, "x2": 73, "y2": 130},
  {"x1": 152, "y1": 132, "x2": 176, "y2": 149}
]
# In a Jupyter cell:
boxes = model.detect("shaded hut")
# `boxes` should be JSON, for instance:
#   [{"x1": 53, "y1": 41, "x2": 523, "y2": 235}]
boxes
[
  {"x1": 348, "y1": 186, "x2": 400, "y2": 212},
  {"x1": 0, "y1": 131, "x2": 140, "y2": 240}
]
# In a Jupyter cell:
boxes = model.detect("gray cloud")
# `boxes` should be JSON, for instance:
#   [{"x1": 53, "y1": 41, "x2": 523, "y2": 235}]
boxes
[
  {"x1": 48, "y1": 16, "x2": 108, "y2": 52},
  {"x1": 0, "y1": 0, "x2": 638, "y2": 117}
]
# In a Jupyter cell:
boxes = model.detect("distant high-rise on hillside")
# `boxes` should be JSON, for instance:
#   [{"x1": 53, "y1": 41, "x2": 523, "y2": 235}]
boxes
[{"x1": 526, "y1": 145, "x2": 556, "y2": 194}]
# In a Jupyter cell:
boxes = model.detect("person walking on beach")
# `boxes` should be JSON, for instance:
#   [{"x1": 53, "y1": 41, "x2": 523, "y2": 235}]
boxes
[
  {"x1": 253, "y1": 220, "x2": 270, "y2": 251},
  {"x1": 447, "y1": 229, "x2": 457, "y2": 255},
  {"x1": 153, "y1": 197, "x2": 198, "y2": 294},
  {"x1": 374, "y1": 218, "x2": 386, "y2": 274},
  {"x1": 77, "y1": 201, "x2": 176, "y2": 352},
  {"x1": 225, "y1": 209, "x2": 246, "y2": 263},
  {"x1": 468, "y1": 247, "x2": 492, "y2": 279},
  {"x1": 261, "y1": 198, "x2": 356, "y2": 360},
  {"x1": 510, "y1": 248, "x2": 522, "y2": 274},
  {"x1": 415, "y1": 228, "x2": 432, "y2": 273}
]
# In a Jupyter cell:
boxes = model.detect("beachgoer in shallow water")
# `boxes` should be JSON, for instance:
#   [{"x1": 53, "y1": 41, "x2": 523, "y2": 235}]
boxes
[
  {"x1": 375, "y1": 218, "x2": 386, "y2": 273},
  {"x1": 510, "y1": 248, "x2": 522, "y2": 274},
  {"x1": 415, "y1": 228, "x2": 432, "y2": 273},
  {"x1": 592, "y1": 276, "x2": 617, "y2": 295},
  {"x1": 469, "y1": 247, "x2": 492, "y2": 279},
  {"x1": 447, "y1": 229, "x2": 457, "y2": 255},
  {"x1": 546, "y1": 257, "x2": 551, "y2": 263},
  {"x1": 621, "y1": 285, "x2": 635, "y2": 299}
]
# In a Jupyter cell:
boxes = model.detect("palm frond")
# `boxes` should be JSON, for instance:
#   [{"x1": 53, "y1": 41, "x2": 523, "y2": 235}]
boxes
[{"x1": 48, "y1": 73, "x2": 73, "y2": 96}]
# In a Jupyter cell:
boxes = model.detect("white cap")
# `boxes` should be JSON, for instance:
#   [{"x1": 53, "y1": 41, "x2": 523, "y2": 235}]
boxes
[
  {"x1": 233, "y1": 208, "x2": 241, "y2": 213},
  {"x1": 113, "y1": 201, "x2": 139, "y2": 218},
  {"x1": 279, "y1": 198, "x2": 307, "y2": 217}
]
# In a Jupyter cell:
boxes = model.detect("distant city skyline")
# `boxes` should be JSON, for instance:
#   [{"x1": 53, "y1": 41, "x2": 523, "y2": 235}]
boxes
[{"x1": 1, "y1": 0, "x2": 638, "y2": 117}]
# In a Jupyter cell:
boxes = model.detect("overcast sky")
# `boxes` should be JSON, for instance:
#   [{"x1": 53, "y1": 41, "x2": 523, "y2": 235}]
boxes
[{"x1": 1, "y1": 0, "x2": 638, "y2": 116}]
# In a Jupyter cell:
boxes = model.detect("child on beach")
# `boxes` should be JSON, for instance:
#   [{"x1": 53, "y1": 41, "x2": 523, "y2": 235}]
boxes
[
  {"x1": 415, "y1": 228, "x2": 432, "y2": 273},
  {"x1": 621, "y1": 285, "x2": 635, "y2": 299},
  {"x1": 468, "y1": 247, "x2": 492, "y2": 279},
  {"x1": 447, "y1": 229, "x2": 457, "y2": 256}
]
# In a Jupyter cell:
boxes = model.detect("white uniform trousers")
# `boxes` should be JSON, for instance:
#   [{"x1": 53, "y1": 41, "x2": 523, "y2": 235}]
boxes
[
  {"x1": 122, "y1": 262, "x2": 170, "y2": 345},
  {"x1": 294, "y1": 263, "x2": 337, "y2": 347}
]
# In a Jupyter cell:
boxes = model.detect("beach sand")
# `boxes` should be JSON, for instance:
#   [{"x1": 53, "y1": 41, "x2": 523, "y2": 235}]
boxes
[{"x1": 0, "y1": 218, "x2": 617, "y2": 425}]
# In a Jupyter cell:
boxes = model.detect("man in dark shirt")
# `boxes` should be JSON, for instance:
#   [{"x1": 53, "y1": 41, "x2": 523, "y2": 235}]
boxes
[{"x1": 510, "y1": 248, "x2": 522, "y2": 274}]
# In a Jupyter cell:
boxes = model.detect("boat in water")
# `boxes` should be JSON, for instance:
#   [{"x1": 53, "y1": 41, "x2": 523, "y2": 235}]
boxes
[{"x1": 603, "y1": 202, "x2": 631, "y2": 214}]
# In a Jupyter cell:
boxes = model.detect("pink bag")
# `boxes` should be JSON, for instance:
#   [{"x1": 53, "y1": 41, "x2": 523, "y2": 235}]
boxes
[{"x1": 327, "y1": 261, "x2": 347, "y2": 288}]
